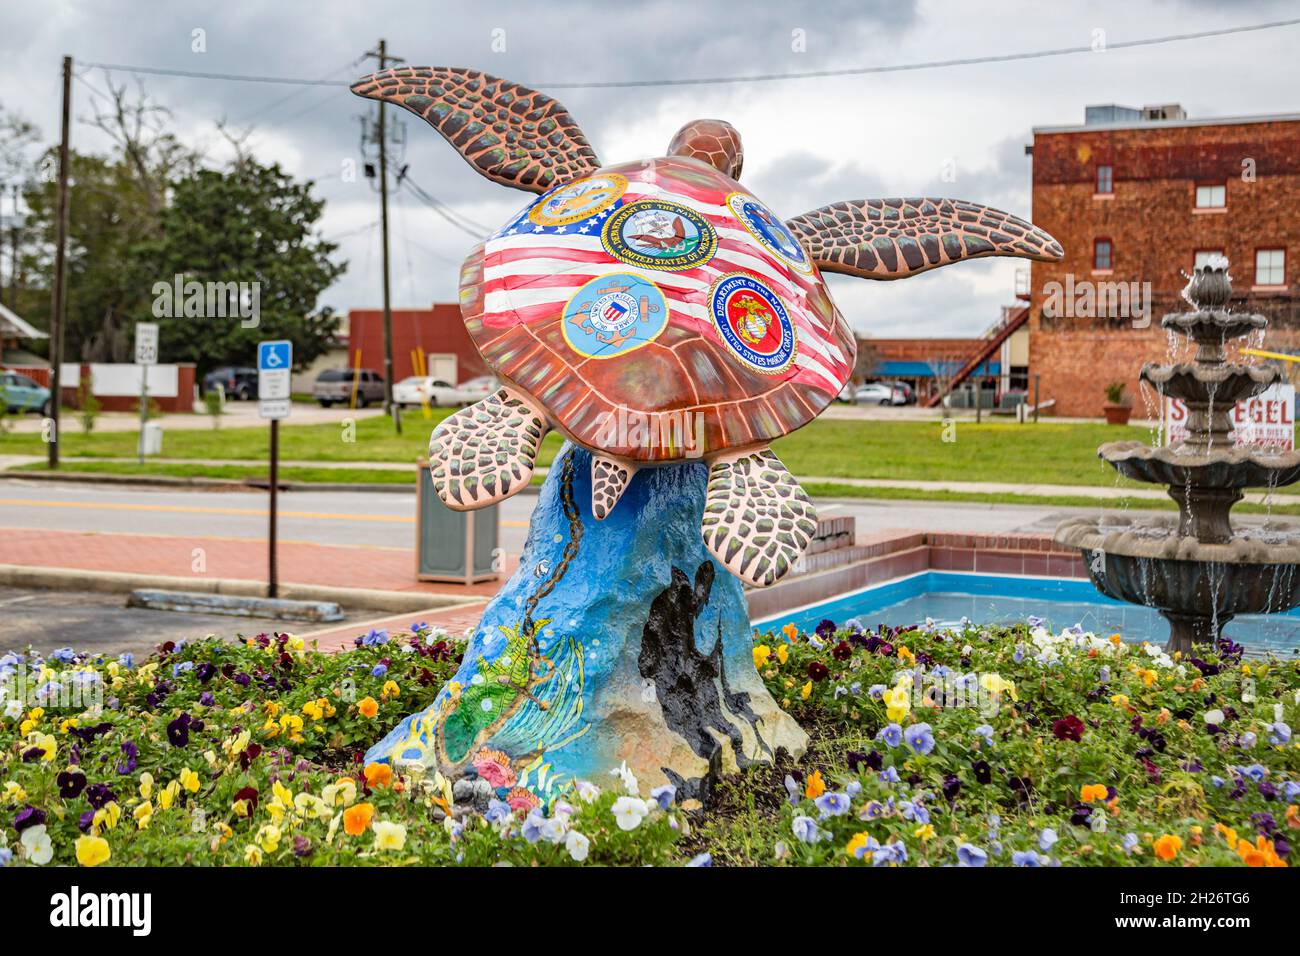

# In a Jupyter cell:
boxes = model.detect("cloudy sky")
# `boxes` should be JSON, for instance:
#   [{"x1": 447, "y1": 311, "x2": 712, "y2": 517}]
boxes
[{"x1": 1, "y1": 0, "x2": 1296, "y2": 337}]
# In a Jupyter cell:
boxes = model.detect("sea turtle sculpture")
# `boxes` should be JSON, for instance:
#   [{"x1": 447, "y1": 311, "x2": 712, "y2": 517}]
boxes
[{"x1": 353, "y1": 67, "x2": 1062, "y2": 804}]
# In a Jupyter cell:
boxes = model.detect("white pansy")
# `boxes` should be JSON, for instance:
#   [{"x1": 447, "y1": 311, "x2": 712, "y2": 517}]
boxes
[{"x1": 611, "y1": 796, "x2": 649, "y2": 831}]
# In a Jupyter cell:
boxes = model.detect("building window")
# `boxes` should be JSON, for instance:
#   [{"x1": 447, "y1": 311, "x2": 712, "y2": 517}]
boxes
[
  {"x1": 1094, "y1": 239, "x2": 1113, "y2": 271},
  {"x1": 1194, "y1": 250, "x2": 1224, "y2": 271},
  {"x1": 1255, "y1": 248, "x2": 1286, "y2": 286},
  {"x1": 1195, "y1": 184, "x2": 1226, "y2": 208},
  {"x1": 1095, "y1": 165, "x2": 1113, "y2": 194}
]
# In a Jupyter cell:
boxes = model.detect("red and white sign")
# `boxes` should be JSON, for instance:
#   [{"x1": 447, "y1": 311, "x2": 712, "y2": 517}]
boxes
[{"x1": 1164, "y1": 384, "x2": 1295, "y2": 450}]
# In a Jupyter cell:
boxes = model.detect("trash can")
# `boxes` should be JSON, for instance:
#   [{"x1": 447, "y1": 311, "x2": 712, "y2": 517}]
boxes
[
  {"x1": 139, "y1": 422, "x2": 163, "y2": 457},
  {"x1": 415, "y1": 458, "x2": 500, "y2": 584}
]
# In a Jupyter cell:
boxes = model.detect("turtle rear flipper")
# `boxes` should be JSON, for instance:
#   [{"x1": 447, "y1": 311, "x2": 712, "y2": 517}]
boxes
[
  {"x1": 701, "y1": 448, "x2": 817, "y2": 587},
  {"x1": 591, "y1": 455, "x2": 636, "y2": 520},
  {"x1": 429, "y1": 387, "x2": 549, "y2": 509}
]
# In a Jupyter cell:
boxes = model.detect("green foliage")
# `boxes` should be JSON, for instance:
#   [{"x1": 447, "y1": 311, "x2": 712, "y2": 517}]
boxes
[
  {"x1": 75, "y1": 382, "x2": 101, "y2": 434},
  {"x1": 134, "y1": 159, "x2": 345, "y2": 373},
  {"x1": 1, "y1": 620, "x2": 1296, "y2": 867},
  {"x1": 202, "y1": 389, "x2": 223, "y2": 429}
]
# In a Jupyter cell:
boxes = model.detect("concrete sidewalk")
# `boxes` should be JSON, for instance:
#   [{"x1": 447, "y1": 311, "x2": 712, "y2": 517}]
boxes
[{"x1": 6, "y1": 455, "x2": 1299, "y2": 506}]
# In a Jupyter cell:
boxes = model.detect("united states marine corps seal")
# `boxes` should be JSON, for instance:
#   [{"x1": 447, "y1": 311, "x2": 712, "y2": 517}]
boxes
[{"x1": 709, "y1": 273, "x2": 796, "y2": 374}]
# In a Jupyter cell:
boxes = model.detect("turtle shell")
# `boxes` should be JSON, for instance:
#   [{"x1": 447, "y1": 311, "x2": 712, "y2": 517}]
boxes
[{"x1": 458, "y1": 157, "x2": 856, "y2": 462}]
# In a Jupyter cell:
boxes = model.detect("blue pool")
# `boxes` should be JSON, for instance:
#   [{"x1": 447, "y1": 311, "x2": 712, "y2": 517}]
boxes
[{"x1": 756, "y1": 572, "x2": 1300, "y2": 654}]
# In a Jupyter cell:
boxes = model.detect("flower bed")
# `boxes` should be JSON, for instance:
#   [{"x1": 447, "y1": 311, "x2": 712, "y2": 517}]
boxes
[{"x1": 1, "y1": 620, "x2": 1296, "y2": 867}]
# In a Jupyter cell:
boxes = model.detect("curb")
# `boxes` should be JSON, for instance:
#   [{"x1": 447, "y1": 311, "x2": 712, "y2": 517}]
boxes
[
  {"x1": 0, "y1": 564, "x2": 482, "y2": 614},
  {"x1": 0, "y1": 470, "x2": 544, "y2": 496}
]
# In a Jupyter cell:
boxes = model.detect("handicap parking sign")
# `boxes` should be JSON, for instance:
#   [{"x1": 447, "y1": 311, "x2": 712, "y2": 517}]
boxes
[{"x1": 259, "y1": 340, "x2": 291, "y2": 371}]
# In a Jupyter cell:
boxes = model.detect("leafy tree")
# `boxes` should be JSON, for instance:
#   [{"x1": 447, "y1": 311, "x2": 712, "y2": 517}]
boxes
[
  {"x1": 20, "y1": 150, "x2": 162, "y2": 360},
  {"x1": 135, "y1": 158, "x2": 346, "y2": 371}
]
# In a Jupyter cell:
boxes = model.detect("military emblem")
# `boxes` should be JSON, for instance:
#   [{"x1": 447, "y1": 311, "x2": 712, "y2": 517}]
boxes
[
  {"x1": 709, "y1": 273, "x2": 796, "y2": 374},
  {"x1": 726, "y1": 192, "x2": 812, "y2": 274},
  {"x1": 528, "y1": 174, "x2": 628, "y2": 227},
  {"x1": 602, "y1": 199, "x2": 717, "y2": 271},
  {"x1": 562, "y1": 273, "x2": 668, "y2": 359}
]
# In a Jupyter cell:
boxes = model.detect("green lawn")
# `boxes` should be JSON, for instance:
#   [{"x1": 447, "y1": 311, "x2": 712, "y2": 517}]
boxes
[{"x1": 0, "y1": 416, "x2": 1147, "y2": 487}]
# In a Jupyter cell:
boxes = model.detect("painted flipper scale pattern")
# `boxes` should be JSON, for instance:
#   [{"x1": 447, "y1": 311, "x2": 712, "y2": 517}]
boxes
[
  {"x1": 428, "y1": 386, "x2": 549, "y2": 509},
  {"x1": 702, "y1": 448, "x2": 818, "y2": 587},
  {"x1": 786, "y1": 197, "x2": 1064, "y2": 280}
]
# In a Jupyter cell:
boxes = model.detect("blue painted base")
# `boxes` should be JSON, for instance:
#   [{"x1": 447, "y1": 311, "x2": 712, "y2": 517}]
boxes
[{"x1": 366, "y1": 443, "x2": 807, "y2": 804}]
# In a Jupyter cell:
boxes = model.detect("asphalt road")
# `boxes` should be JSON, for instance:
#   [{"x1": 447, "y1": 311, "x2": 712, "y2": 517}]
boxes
[
  {"x1": 0, "y1": 480, "x2": 536, "y2": 553},
  {"x1": 0, "y1": 477, "x2": 1128, "y2": 552},
  {"x1": 0, "y1": 586, "x2": 364, "y2": 658}
]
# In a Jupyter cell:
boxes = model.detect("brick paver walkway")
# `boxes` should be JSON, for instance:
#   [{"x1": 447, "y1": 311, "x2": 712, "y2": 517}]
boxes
[{"x1": 6, "y1": 528, "x2": 512, "y2": 598}]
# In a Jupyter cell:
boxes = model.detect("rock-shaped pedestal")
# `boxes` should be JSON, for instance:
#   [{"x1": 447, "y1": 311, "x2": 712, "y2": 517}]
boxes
[{"x1": 366, "y1": 443, "x2": 807, "y2": 805}]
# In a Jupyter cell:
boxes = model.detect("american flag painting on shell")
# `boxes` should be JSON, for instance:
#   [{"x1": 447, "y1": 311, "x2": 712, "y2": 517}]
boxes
[{"x1": 458, "y1": 158, "x2": 856, "y2": 464}]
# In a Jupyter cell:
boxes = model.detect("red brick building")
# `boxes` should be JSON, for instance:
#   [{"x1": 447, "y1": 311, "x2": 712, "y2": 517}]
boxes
[
  {"x1": 1028, "y1": 105, "x2": 1300, "y2": 416},
  {"x1": 347, "y1": 305, "x2": 489, "y2": 384}
]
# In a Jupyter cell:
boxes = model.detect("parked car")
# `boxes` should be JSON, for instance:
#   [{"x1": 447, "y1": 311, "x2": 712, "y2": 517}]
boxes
[
  {"x1": 456, "y1": 375, "x2": 497, "y2": 403},
  {"x1": 393, "y1": 375, "x2": 499, "y2": 408},
  {"x1": 854, "y1": 382, "x2": 907, "y2": 406},
  {"x1": 0, "y1": 371, "x2": 52, "y2": 416},
  {"x1": 878, "y1": 379, "x2": 917, "y2": 404},
  {"x1": 313, "y1": 368, "x2": 386, "y2": 407},
  {"x1": 201, "y1": 366, "x2": 259, "y2": 401}
]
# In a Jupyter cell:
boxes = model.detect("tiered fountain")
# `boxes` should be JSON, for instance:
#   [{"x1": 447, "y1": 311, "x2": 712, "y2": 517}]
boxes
[{"x1": 1055, "y1": 259, "x2": 1300, "y2": 651}]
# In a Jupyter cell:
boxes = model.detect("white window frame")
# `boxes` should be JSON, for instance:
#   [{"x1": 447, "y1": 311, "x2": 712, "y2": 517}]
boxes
[
  {"x1": 1255, "y1": 248, "x2": 1285, "y2": 287},
  {"x1": 1195, "y1": 184, "x2": 1226, "y2": 209}
]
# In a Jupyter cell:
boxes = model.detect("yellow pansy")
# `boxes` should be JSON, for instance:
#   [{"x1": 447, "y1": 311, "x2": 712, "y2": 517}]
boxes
[
  {"x1": 59, "y1": 717, "x2": 80, "y2": 734},
  {"x1": 278, "y1": 713, "x2": 305, "y2": 742},
  {"x1": 914, "y1": 823, "x2": 936, "y2": 841},
  {"x1": 244, "y1": 845, "x2": 263, "y2": 866},
  {"x1": 28, "y1": 732, "x2": 57, "y2": 762},
  {"x1": 382, "y1": 680, "x2": 400, "y2": 700},
  {"x1": 980, "y1": 673, "x2": 1018, "y2": 701},
  {"x1": 753, "y1": 645, "x2": 772, "y2": 669},
  {"x1": 883, "y1": 684, "x2": 911, "y2": 722},
  {"x1": 3, "y1": 781, "x2": 27, "y2": 802},
  {"x1": 800, "y1": 681, "x2": 813, "y2": 701},
  {"x1": 138, "y1": 772, "x2": 154, "y2": 801},
  {"x1": 897, "y1": 645, "x2": 915, "y2": 665},
  {"x1": 158, "y1": 779, "x2": 180, "y2": 811},
  {"x1": 75, "y1": 835, "x2": 111, "y2": 867},
  {"x1": 134, "y1": 801, "x2": 154, "y2": 829},
  {"x1": 777, "y1": 645, "x2": 789, "y2": 665},
  {"x1": 20, "y1": 708, "x2": 45, "y2": 734},
  {"x1": 846, "y1": 832, "x2": 874, "y2": 861},
  {"x1": 179, "y1": 767, "x2": 200, "y2": 794},
  {"x1": 373, "y1": 820, "x2": 407, "y2": 851},
  {"x1": 322, "y1": 777, "x2": 358, "y2": 808},
  {"x1": 257, "y1": 824, "x2": 281, "y2": 853}
]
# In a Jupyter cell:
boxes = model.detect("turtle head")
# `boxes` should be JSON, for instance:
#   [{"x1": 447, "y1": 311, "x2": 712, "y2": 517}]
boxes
[{"x1": 668, "y1": 119, "x2": 743, "y2": 180}]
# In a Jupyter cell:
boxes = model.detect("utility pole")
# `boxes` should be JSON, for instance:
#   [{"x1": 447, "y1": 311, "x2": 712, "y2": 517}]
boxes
[
  {"x1": 7, "y1": 184, "x2": 19, "y2": 311},
  {"x1": 363, "y1": 39, "x2": 403, "y2": 433},
  {"x1": 48, "y1": 55, "x2": 71, "y2": 469}
]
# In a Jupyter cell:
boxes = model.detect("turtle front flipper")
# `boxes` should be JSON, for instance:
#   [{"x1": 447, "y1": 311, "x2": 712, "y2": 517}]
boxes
[
  {"x1": 786, "y1": 198, "x2": 1063, "y2": 280},
  {"x1": 429, "y1": 387, "x2": 549, "y2": 509},
  {"x1": 701, "y1": 448, "x2": 817, "y2": 588},
  {"x1": 350, "y1": 67, "x2": 599, "y2": 195},
  {"x1": 591, "y1": 455, "x2": 637, "y2": 520}
]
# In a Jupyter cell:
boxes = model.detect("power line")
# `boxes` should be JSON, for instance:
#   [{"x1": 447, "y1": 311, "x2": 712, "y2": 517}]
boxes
[
  {"x1": 401, "y1": 176, "x2": 491, "y2": 240},
  {"x1": 79, "y1": 17, "x2": 1300, "y2": 90}
]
